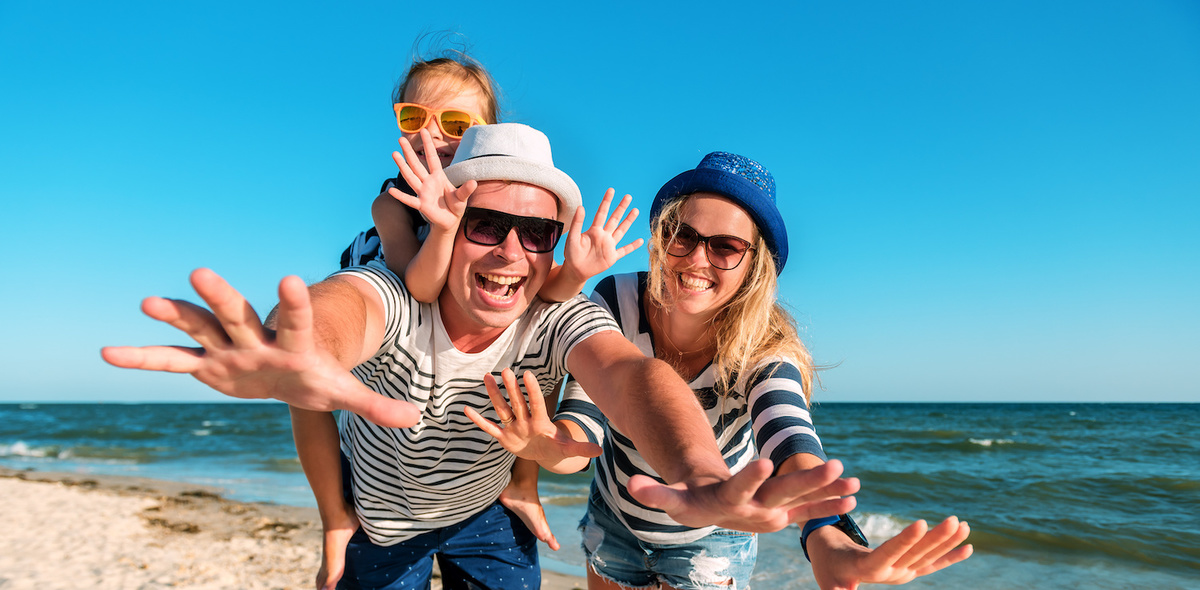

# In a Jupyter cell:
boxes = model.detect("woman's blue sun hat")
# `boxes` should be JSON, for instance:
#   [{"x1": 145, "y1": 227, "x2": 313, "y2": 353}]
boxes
[{"x1": 650, "y1": 151, "x2": 788, "y2": 274}]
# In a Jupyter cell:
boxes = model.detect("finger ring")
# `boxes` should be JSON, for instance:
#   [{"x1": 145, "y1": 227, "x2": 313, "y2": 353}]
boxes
[{"x1": 500, "y1": 416, "x2": 515, "y2": 425}]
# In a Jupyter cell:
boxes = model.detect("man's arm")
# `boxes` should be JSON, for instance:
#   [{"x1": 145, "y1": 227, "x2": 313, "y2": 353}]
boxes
[
  {"x1": 566, "y1": 330, "x2": 726, "y2": 483},
  {"x1": 567, "y1": 330, "x2": 860, "y2": 533},
  {"x1": 100, "y1": 268, "x2": 419, "y2": 428}
]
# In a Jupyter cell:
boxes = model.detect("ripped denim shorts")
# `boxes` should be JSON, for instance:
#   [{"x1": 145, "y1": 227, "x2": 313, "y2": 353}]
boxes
[{"x1": 577, "y1": 484, "x2": 758, "y2": 590}]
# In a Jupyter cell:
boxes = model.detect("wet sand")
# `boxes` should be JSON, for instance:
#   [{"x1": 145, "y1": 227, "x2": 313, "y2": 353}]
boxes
[{"x1": 0, "y1": 468, "x2": 585, "y2": 590}]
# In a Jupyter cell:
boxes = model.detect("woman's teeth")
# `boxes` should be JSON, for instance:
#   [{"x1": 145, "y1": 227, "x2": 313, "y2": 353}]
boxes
[{"x1": 680, "y1": 274, "x2": 714, "y2": 291}]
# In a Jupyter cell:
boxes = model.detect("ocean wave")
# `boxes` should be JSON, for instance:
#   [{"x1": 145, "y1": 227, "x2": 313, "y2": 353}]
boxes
[
  {"x1": 970, "y1": 517, "x2": 1200, "y2": 573},
  {"x1": 0, "y1": 441, "x2": 63, "y2": 459}
]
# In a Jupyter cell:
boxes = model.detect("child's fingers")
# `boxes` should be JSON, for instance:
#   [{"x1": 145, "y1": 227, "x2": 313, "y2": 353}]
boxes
[
  {"x1": 419, "y1": 129, "x2": 443, "y2": 174},
  {"x1": 613, "y1": 239, "x2": 645, "y2": 260},
  {"x1": 396, "y1": 137, "x2": 429, "y2": 183},
  {"x1": 387, "y1": 186, "x2": 420, "y2": 210},
  {"x1": 612, "y1": 207, "x2": 639, "y2": 241},
  {"x1": 393, "y1": 148, "x2": 424, "y2": 191},
  {"x1": 591, "y1": 189, "x2": 615, "y2": 232},
  {"x1": 605, "y1": 193, "x2": 634, "y2": 232},
  {"x1": 450, "y1": 180, "x2": 477, "y2": 205},
  {"x1": 567, "y1": 206, "x2": 586, "y2": 242}
]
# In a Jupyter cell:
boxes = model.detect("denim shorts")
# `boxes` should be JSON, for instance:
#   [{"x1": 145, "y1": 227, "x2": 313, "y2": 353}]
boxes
[{"x1": 578, "y1": 485, "x2": 757, "y2": 590}]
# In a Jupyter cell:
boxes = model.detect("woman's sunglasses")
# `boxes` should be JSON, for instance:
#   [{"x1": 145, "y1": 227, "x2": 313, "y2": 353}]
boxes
[
  {"x1": 463, "y1": 207, "x2": 565, "y2": 253},
  {"x1": 393, "y1": 103, "x2": 487, "y2": 139},
  {"x1": 663, "y1": 222, "x2": 755, "y2": 270}
]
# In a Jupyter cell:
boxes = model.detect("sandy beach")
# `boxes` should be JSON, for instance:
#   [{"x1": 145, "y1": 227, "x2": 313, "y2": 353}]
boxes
[{"x1": 0, "y1": 468, "x2": 585, "y2": 590}]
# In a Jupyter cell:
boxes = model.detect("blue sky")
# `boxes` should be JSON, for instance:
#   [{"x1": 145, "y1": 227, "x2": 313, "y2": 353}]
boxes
[{"x1": 1, "y1": 1, "x2": 1197, "y2": 403}]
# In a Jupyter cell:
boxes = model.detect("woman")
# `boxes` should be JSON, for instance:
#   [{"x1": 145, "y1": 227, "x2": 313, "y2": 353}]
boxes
[{"x1": 477, "y1": 152, "x2": 973, "y2": 590}]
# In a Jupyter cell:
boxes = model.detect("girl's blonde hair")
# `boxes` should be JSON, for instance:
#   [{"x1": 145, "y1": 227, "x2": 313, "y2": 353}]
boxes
[
  {"x1": 392, "y1": 46, "x2": 500, "y2": 124},
  {"x1": 646, "y1": 196, "x2": 815, "y2": 401}
]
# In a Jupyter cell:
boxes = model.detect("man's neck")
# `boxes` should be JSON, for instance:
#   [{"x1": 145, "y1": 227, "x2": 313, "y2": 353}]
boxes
[{"x1": 437, "y1": 298, "x2": 508, "y2": 354}]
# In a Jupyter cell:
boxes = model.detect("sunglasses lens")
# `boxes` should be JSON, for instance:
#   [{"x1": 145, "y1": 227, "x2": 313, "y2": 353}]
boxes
[
  {"x1": 439, "y1": 111, "x2": 474, "y2": 138},
  {"x1": 397, "y1": 105, "x2": 429, "y2": 133},
  {"x1": 463, "y1": 209, "x2": 563, "y2": 253},
  {"x1": 663, "y1": 223, "x2": 749, "y2": 269},
  {"x1": 464, "y1": 214, "x2": 507, "y2": 246},
  {"x1": 707, "y1": 237, "x2": 749, "y2": 269},
  {"x1": 515, "y1": 218, "x2": 563, "y2": 253},
  {"x1": 666, "y1": 224, "x2": 699, "y2": 257}
]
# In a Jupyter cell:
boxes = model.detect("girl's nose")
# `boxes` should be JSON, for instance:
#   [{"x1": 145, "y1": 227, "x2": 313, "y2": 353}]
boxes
[{"x1": 423, "y1": 114, "x2": 444, "y2": 140}]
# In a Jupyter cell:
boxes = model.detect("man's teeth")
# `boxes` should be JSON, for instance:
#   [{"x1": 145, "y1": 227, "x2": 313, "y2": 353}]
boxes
[
  {"x1": 478, "y1": 273, "x2": 522, "y2": 300},
  {"x1": 681, "y1": 275, "x2": 714, "y2": 290},
  {"x1": 481, "y1": 274, "x2": 521, "y2": 285}
]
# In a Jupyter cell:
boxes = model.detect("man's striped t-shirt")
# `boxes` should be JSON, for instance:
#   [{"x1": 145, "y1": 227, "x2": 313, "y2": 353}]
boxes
[
  {"x1": 555, "y1": 272, "x2": 826, "y2": 545},
  {"x1": 333, "y1": 261, "x2": 618, "y2": 546}
]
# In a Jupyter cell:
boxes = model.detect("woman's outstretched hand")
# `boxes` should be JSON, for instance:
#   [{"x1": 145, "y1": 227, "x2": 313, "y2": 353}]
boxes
[{"x1": 809, "y1": 516, "x2": 973, "y2": 590}]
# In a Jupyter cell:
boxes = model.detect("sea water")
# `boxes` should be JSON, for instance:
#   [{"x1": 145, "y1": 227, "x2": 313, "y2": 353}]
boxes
[{"x1": 2, "y1": 402, "x2": 1197, "y2": 589}]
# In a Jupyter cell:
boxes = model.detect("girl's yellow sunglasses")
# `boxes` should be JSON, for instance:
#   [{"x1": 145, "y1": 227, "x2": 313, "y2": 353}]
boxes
[{"x1": 393, "y1": 103, "x2": 487, "y2": 139}]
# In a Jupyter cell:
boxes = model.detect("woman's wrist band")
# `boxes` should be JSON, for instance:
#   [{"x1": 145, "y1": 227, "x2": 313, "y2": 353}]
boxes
[{"x1": 800, "y1": 514, "x2": 869, "y2": 561}]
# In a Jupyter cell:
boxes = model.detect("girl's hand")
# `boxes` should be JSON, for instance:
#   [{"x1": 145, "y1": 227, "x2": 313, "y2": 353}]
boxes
[
  {"x1": 464, "y1": 369, "x2": 601, "y2": 464},
  {"x1": 560, "y1": 189, "x2": 644, "y2": 284},
  {"x1": 389, "y1": 128, "x2": 476, "y2": 233},
  {"x1": 810, "y1": 516, "x2": 973, "y2": 590}
]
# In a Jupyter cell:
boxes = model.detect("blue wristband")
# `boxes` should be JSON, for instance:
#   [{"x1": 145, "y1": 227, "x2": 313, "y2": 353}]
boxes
[{"x1": 800, "y1": 515, "x2": 841, "y2": 561}]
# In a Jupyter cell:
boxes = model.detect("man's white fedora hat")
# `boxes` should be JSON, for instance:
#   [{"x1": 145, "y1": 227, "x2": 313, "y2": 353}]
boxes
[{"x1": 444, "y1": 123, "x2": 582, "y2": 224}]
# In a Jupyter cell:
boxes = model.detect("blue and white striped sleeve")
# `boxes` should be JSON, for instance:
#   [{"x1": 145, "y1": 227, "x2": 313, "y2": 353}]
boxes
[
  {"x1": 554, "y1": 375, "x2": 607, "y2": 447},
  {"x1": 747, "y1": 360, "x2": 826, "y2": 465}
]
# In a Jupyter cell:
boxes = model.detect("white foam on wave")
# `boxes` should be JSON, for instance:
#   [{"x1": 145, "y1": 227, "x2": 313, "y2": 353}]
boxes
[
  {"x1": 1, "y1": 441, "x2": 52, "y2": 458},
  {"x1": 969, "y1": 438, "x2": 1014, "y2": 447},
  {"x1": 192, "y1": 429, "x2": 212, "y2": 437},
  {"x1": 856, "y1": 512, "x2": 908, "y2": 540}
]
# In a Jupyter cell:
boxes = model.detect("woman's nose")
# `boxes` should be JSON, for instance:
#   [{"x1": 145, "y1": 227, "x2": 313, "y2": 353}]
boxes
[{"x1": 686, "y1": 239, "x2": 710, "y2": 267}]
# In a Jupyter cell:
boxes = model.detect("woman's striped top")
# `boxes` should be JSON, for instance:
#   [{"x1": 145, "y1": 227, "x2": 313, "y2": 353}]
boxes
[{"x1": 555, "y1": 272, "x2": 826, "y2": 544}]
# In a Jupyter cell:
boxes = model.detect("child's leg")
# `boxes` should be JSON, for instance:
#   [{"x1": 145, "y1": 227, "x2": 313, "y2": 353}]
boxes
[{"x1": 498, "y1": 457, "x2": 559, "y2": 550}]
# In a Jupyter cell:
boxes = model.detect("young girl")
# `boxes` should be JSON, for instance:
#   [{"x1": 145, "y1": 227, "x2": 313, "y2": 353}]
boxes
[
  {"x1": 472, "y1": 152, "x2": 973, "y2": 590},
  {"x1": 306, "y1": 50, "x2": 642, "y2": 589}
]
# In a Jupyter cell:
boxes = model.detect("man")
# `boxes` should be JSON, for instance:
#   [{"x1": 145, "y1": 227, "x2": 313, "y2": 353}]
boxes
[{"x1": 103, "y1": 124, "x2": 858, "y2": 589}]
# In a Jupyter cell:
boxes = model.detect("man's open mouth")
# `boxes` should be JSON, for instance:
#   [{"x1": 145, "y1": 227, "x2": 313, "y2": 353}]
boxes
[{"x1": 476, "y1": 273, "x2": 525, "y2": 301}]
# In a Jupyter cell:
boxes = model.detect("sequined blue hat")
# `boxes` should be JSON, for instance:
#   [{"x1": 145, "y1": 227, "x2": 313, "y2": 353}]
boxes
[{"x1": 650, "y1": 151, "x2": 788, "y2": 274}]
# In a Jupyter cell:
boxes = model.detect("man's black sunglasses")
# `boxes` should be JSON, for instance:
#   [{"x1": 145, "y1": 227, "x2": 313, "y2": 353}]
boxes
[{"x1": 462, "y1": 207, "x2": 565, "y2": 253}]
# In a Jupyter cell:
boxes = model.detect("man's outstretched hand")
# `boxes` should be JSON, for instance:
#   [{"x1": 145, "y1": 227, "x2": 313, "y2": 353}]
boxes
[
  {"x1": 101, "y1": 268, "x2": 419, "y2": 429},
  {"x1": 627, "y1": 459, "x2": 860, "y2": 533}
]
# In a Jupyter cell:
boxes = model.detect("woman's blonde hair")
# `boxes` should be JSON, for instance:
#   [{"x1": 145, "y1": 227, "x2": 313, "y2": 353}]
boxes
[{"x1": 647, "y1": 196, "x2": 815, "y2": 401}]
